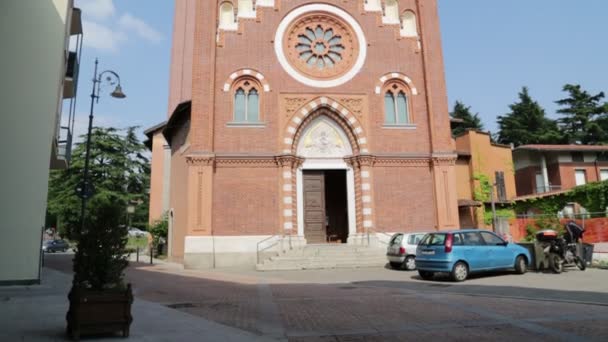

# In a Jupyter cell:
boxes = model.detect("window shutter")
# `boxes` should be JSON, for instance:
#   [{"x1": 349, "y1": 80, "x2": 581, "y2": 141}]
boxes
[{"x1": 495, "y1": 171, "x2": 507, "y2": 202}]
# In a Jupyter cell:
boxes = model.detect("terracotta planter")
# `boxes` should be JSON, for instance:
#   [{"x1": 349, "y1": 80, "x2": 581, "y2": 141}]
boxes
[{"x1": 66, "y1": 284, "x2": 133, "y2": 340}]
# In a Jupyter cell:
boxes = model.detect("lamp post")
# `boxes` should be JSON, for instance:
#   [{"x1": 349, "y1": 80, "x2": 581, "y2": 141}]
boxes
[{"x1": 79, "y1": 58, "x2": 126, "y2": 232}]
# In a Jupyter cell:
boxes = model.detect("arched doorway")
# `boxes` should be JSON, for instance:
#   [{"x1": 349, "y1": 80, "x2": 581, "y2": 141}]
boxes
[{"x1": 294, "y1": 115, "x2": 357, "y2": 244}]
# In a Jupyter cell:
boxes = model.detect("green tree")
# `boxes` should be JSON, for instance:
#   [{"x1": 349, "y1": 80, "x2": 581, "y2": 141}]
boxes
[
  {"x1": 496, "y1": 87, "x2": 562, "y2": 146},
  {"x1": 149, "y1": 213, "x2": 169, "y2": 251},
  {"x1": 47, "y1": 126, "x2": 150, "y2": 239},
  {"x1": 72, "y1": 192, "x2": 129, "y2": 290},
  {"x1": 450, "y1": 101, "x2": 484, "y2": 136},
  {"x1": 556, "y1": 84, "x2": 608, "y2": 145}
]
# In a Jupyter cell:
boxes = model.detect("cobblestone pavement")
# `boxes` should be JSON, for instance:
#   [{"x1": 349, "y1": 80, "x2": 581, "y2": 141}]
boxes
[{"x1": 45, "y1": 254, "x2": 608, "y2": 341}]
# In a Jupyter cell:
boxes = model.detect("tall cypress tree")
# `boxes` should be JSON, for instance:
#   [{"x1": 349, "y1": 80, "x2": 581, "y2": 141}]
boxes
[
  {"x1": 556, "y1": 84, "x2": 608, "y2": 145},
  {"x1": 496, "y1": 87, "x2": 562, "y2": 146},
  {"x1": 450, "y1": 101, "x2": 484, "y2": 137}
]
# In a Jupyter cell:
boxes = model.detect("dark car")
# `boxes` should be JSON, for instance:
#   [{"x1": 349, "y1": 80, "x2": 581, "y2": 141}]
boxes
[{"x1": 42, "y1": 239, "x2": 70, "y2": 253}]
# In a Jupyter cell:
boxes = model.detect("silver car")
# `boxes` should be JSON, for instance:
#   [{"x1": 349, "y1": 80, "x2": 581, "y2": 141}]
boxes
[{"x1": 386, "y1": 232, "x2": 427, "y2": 270}]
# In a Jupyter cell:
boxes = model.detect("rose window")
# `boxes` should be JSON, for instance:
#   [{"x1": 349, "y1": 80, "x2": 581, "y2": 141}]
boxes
[
  {"x1": 296, "y1": 26, "x2": 345, "y2": 71},
  {"x1": 283, "y1": 12, "x2": 358, "y2": 80}
]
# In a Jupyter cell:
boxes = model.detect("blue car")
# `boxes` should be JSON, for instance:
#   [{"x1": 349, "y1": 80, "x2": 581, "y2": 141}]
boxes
[{"x1": 415, "y1": 229, "x2": 531, "y2": 282}]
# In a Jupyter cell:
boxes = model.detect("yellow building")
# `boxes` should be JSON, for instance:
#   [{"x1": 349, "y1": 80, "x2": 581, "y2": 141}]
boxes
[{"x1": 454, "y1": 130, "x2": 516, "y2": 229}]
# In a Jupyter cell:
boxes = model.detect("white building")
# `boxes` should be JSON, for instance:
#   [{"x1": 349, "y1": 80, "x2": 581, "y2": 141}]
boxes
[{"x1": 0, "y1": 0, "x2": 82, "y2": 284}]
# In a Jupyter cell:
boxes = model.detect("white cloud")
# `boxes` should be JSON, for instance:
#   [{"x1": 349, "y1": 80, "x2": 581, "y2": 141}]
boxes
[
  {"x1": 82, "y1": 20, "x2": 127, "y2": 53},
  {"x1": 118, "y1": 13, "x2": 164, "y2": 44},
  {"x1": 77, "y1": 0, "x2": 115, "y2": 20}
]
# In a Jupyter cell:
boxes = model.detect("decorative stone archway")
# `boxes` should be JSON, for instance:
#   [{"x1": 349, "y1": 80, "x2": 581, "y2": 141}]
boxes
[
  {"x1": 278, "y1": 101, "x2": 375, "y2": 245},
  {"x1": 281, "y1": 96, "x2": 369, "y2": 154}
]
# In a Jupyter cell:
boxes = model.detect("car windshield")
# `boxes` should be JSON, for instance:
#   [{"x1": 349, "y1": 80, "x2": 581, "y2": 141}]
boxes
[
  {"x1": 420, "y1": 233, "x2": 446, "y2": 246},
  {"x1": 390, "y1": 234, "x2": 403, "y2": 245},
  {"x1": 409, "y1": 234, "x2": 425, "y2": 245}
]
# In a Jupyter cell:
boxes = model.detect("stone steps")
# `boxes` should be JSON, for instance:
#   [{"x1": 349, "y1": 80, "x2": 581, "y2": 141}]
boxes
[{"x1": 256, "y1": 244, "x2": 387, "y2": 271}]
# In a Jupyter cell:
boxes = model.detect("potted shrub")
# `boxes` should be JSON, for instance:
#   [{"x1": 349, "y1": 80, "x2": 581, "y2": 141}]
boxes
[{"x1": 66, "y1": 193, "x2": 133, "y2": 340}]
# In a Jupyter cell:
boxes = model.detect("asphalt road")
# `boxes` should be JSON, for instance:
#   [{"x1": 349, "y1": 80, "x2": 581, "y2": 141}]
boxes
[{"x1": 45, "y1": 254, "x2": 608, "y2": 341}]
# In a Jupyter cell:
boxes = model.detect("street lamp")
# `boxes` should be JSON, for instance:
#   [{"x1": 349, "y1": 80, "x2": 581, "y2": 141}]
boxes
[{"x1": 79, "y1": 58, "x2": 126, "y2": 231}]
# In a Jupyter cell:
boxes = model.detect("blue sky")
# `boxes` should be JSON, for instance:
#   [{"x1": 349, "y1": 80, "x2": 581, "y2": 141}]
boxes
[{"x1": 72, "y1": 0, "x2": 608, "y2": 139}]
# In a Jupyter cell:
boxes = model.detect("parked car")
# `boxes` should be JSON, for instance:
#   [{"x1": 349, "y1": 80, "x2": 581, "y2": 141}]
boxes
[
  {"x1": 415, "y1": 229, "x2": 531, "y2": 282},
  {"x1": 128, "y1": 227, "x2": 147, "y2": 238},
  {"x1": 42, "y1": 239, "x2": 70, "y2": 253},
  {"x1": 386, "y1": 232, "x2": 428, "y2": 270}
]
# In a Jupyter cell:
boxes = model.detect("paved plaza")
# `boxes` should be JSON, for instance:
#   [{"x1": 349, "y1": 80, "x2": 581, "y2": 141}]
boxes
[{"x1": 3, "y1": 253, "x2": 608, "y2": 341}]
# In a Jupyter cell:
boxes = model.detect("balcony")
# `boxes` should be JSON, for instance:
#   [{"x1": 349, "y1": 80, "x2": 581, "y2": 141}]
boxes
[
  {"x1": 51, "y1": 126, "x2": 73, "y2": 170},
  {"x1": 63, "y1": 51, "x2": 79, "y2": 99},
  {"x1": 51, "y1": 7, "x2": 82, "y2": 169},
  {"x1": 63, "y1": 8, "x2": 82, "y2": 99},
  {"x1": 535, "y1": 185, "x2": 562, "y2": 194}
]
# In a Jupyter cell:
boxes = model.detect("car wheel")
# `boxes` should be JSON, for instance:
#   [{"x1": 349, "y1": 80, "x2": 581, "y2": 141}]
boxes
[
  {"x1": 514, "y1": 255, "x2": 527, "y2": 274},
  {"x1": 389, "y1": 262, "x2": 402, "y2": 269},
  {"x1": 403, "y1": 256, "x2": 416, "y2": 271},
  {"x1": 451, "y1": 262, "x2": 468, "y2": 282},
  {"x1": 418, "y1": 270, "x2": 434, "y2": 280}
]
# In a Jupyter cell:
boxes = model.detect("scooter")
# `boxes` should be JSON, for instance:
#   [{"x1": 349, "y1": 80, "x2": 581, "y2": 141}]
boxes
[{"x1": 536, "y1": 221, "x2": 586, "y2": 273}]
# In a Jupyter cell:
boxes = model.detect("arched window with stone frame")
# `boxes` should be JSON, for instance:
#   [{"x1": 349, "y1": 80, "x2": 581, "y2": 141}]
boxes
[
  {"x1": 400, "y1": 10, "x2": 418, "y2": 37},
  {"x1": 232, "y1": 77, "x2": 262, "y2": 124},
  {"x1": 219, "y1": 2, "x2": 236, "y2": 30},
  {"x1": 237, "y1": 0, "x2": 255, "y2": 18},
  {"x1": 383, "y1": 0, "x2": 400, "y2": 24},
  {"x1": 383, "y1": 81, "x2": 412, "y2": 126},
  {"x1": 364, "y1": 0, "x2": 382, "y2": 12}
]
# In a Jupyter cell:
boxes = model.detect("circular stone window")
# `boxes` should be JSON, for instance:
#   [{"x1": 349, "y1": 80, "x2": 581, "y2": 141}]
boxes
[{"x1": 275, "y1": 4, "x2": 367, "y2": 88}]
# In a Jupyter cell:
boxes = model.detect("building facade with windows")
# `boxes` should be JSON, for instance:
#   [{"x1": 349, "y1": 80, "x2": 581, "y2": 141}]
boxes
[
  {"x1": 0, "y1": 0, "x2": 82, "y2": 284},
  {"x1": 149, "y1": 0, "x2": 458, "y2": 268},
  {"x1": 513, "y1": 145, "x2": 608, "y2": 197}
]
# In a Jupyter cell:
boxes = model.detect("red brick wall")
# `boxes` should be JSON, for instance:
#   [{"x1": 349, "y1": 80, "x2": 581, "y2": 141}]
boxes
[
  {"x1": 373, "y1": 167, "x2": 436, "y2": 232},
  {"x1": 164, "y1": 0, "x2": 458, "y2": 240},
  {"x1": 212, "y1": 167, "x2": 280, "y2": 235},
  {"x1": 195, "y1": 0, "x2": 444, "y2": 155}
]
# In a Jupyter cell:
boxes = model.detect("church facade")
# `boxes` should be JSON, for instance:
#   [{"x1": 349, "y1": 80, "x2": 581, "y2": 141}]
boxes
[{"x1": 147, "y1": 0, "x2": 459, "y2": 268}]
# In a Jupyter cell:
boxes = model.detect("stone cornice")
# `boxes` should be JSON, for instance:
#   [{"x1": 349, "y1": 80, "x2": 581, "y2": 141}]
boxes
[
  {"x1": 374, "y1": 156, "x2": 430, "y2": 167},
  {"x1": 346, "y1": 154, "x2": 434, "y2": 167},
  {"x1": 431, "y1": 153, "x2": 458, "y2": 166},
  {"x1": 276, "y1": 154, "x2": 305, "y2": 168},
  {"x1": 186, "y1": 153, "x2": 215, "y2": 166},
  {"x1": 185, "y1": 153, "x2": 455, "y2": 168},
  {"x1": 215, "y1": 155, "x2": 278, "y2": 168}
]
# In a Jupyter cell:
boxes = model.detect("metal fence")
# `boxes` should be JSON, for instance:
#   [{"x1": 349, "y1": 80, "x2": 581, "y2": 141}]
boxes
[{"x1": 508, "y1": 211, "x2": 608, "y2": 243}]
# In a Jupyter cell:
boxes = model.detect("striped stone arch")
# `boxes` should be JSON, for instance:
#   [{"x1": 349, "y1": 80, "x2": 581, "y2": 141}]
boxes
[
  {"x1": 374, "y1": 72, "x2": 418, "y2": 96},
  {"x1": 282, "y1": 97, "x2": 369, "y2": 155},
  {"x1": 222, "y1": 69, "x2": 271, "y2": 92}
]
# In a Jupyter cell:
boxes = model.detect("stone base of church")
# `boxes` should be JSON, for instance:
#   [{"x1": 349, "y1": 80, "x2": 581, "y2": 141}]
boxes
[
  {"x1": 347, "y1": 232, "x2": 399, "y2": 248},
  {"x1": 183, "y1": 235, "x2": 308, "y2": 269}
]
